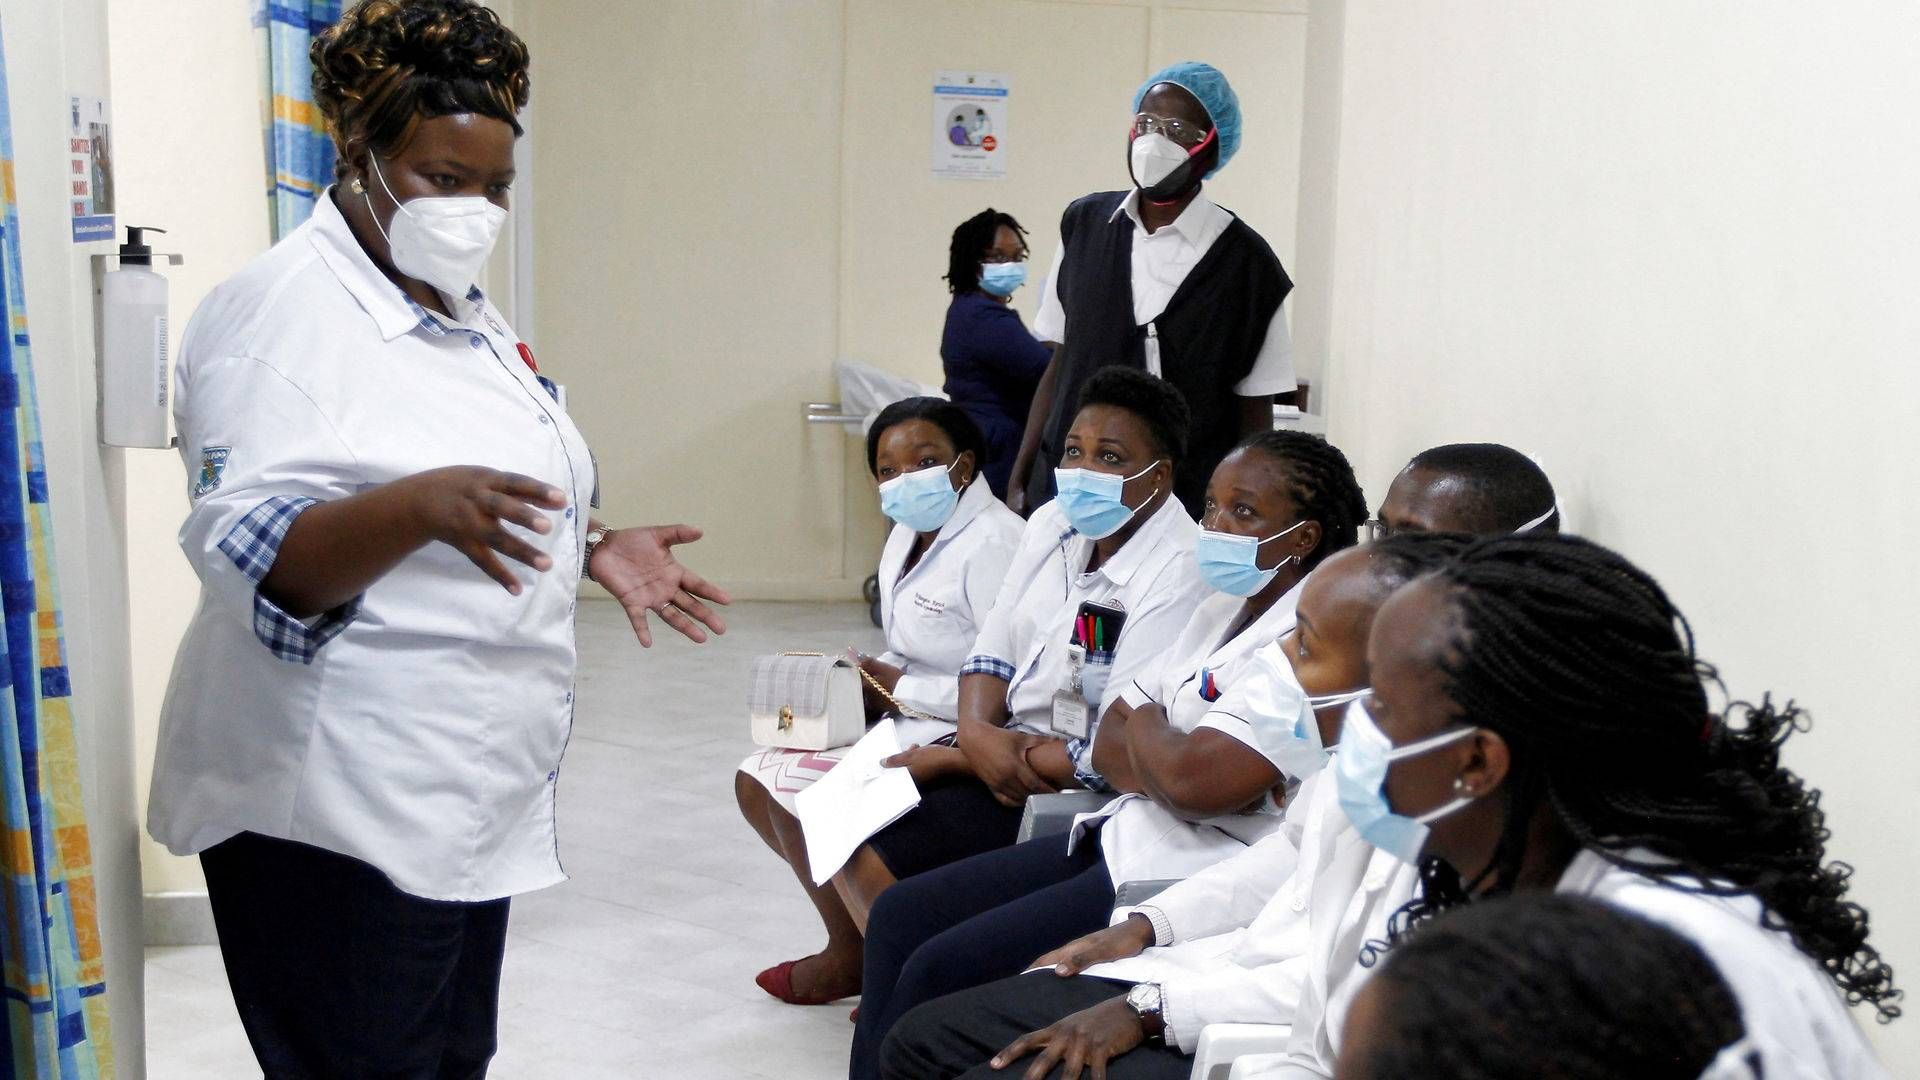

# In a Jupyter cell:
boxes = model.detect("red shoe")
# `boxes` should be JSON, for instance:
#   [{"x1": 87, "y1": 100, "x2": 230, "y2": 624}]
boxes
[{"x1": 755, "y1": 959, "x2": 850, "y2": 1006}]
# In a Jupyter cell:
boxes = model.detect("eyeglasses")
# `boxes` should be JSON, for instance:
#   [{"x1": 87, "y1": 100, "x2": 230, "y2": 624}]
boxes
[
  {"x1": 1131, "y1": 112, "x2": 1211, "y2": 149},
  {"x1": 1364, "y1": 518, "x2": 1392, "y2": 542}
]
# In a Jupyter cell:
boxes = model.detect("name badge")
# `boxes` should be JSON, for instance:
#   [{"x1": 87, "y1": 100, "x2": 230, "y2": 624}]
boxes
[
  {"x1": 1051, "y1": 689, "x2": 1092, "y2": 740},
  {"x1": 1050, "y1": 643, "x2": 1094, "y2": 739}
]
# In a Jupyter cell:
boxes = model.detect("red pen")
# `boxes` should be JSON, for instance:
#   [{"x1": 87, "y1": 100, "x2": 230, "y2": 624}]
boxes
[{"x1": 516, "y1": 341, "x2": 539, "y2": 374}]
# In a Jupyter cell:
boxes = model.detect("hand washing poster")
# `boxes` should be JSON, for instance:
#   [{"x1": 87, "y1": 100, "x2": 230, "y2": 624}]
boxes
[
  {"x1": 932, "y1": 71, "x2": 1008, "y2": 180},
  {"x1": 69, "y1": 94, "x2": 115, "y2": 243}
]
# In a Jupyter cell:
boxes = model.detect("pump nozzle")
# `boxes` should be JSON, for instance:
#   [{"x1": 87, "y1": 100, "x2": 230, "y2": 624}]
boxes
[{"x1": 120, "y1": 225, "x2": 167, "y2": 268}]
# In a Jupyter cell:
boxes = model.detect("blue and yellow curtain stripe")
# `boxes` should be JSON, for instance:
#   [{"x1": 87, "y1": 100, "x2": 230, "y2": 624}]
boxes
[
  {"x1": 257, "y1": 1, "x2": 345, "y2": 239},
  {"x1": 0, "y1": 14, "x2": 111, "y2": 1080}
]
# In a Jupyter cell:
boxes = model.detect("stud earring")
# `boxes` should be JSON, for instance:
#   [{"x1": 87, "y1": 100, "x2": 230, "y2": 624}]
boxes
[
  {"x1": 349, "y1": 176, "x2": 365, "y2": 195},
  {"x1": 1453, "y1": 777, "x2": 1471, "y2": 795}
]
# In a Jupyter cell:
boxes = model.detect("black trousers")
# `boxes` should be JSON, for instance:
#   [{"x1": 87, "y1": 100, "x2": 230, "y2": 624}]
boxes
[
  {"x1": 880, "y1": 972, "x2": 1193, "y2": 1080},
  {"x1": 851, "y1": 836, "x2": 1114, "y2": 1079},
  {"x1": 201, "y1": 832, "x2": 511, "y2": 1080}
]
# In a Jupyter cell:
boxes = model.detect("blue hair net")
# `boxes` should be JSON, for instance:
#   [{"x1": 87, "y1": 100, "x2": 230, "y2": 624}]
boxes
[{"x1": 1132, "y1": 61, "x2": 1241, "y2": 176}]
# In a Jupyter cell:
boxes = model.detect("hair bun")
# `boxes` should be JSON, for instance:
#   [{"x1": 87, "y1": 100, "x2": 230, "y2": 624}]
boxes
[{"x1": 312, "y1": 0, "x2": 530, "y2": 171}]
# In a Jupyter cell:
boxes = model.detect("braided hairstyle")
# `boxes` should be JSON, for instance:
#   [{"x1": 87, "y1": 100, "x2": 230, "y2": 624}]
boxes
[
  {"x1": 1233, "y1": 430, "x2": 1368, "y2": 572},
  {"x1": 313, "y1": 0, "x2": 531, "y2": 179},
  {"x1": 1383, "y1": 533, "x2": 1900, "y2": 1021},
  {"x1": 945, "y1": 209, "x2": 1028, "y2": 295},
  {"x1": 1355, "y1": 894, "x2": 1747, "y2": 1079}
]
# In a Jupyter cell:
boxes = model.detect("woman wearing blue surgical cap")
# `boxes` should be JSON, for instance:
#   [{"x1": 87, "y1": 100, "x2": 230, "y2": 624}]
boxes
[
  {"x1": 1009, "y1": 62, "x2": 1297, "y2": 522},
  {"x1": 941, "y1": 209, "x2": 1055, "y2": 500}
]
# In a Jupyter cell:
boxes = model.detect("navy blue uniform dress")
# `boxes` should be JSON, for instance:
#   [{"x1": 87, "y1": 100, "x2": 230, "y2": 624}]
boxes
[{"x1": 940, "y1": 292, "x2": 1053, "y2": 499}]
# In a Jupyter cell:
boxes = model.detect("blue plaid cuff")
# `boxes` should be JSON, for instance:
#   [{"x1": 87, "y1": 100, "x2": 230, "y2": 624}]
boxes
[
  {"x1": 218, "y1": 496, "x2": 360, "y2": 664},
  {"x1": 1066, "y1": 737, "x2": 1111, "y2": 793},
  {"x1": 962, "y1": 655, "x2": 1016, "y2": 681}
]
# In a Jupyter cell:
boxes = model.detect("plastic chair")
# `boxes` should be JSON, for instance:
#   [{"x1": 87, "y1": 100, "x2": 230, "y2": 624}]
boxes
[
  {"x1": 1015, "y1": 791, "x2": 1122, "y2": 843},
  {"x1": 1189, "y1": 1025, "x2": 1292, "y2": 1080}
]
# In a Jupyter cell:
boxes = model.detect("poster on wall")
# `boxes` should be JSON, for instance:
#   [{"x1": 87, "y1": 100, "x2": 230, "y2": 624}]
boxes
[
  {"x1": 932, "y1": 71, "x2": 1008, "y2": 180},
  {"x1": 68, "y1": 94, "x2": 115, "y2": 243}
]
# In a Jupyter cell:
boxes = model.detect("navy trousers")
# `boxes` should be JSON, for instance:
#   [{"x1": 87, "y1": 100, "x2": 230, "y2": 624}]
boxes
[
  {"x1": 202, "y1": 831, "x2": 510, "y2": 1080},
  {"x1": 850, "y1": 835, "x2": 1117, "y2": 1079}
]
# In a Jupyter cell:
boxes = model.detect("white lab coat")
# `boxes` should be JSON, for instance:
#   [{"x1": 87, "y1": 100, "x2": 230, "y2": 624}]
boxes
[
  {"x1": 1067, "y1": 585, "x2": 1305, "y2": 884},
  {"x1": 1086, "y1": 770, "x2": 1352, "y2": 1053},
  {"x1": 965, "y1": 498, "x2": 1205, "y2": 776},
  {"x1": 148, "y1": 191, "x2": 595, "y2": 902},
  {"x1": 873, "y1": 478, "x2": 1024, "y2": 740},
  {"x1": 1242, "y1": 847, "x2": 1892, "y2": 1080}
]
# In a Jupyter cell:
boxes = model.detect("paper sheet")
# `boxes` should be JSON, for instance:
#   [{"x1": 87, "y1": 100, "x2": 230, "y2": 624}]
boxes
[{"x1": 795, "y1": 719, "x2": 922, "y2": 885}]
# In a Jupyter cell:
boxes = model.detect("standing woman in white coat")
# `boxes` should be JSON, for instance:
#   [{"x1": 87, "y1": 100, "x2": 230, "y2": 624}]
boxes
[{"x1": 145, "y1": 2, "x2": 727, "y2": 1076}]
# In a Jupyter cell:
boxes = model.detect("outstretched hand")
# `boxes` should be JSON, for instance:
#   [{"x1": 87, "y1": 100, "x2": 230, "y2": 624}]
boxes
[{"x1": 590, "y1": 524, "x2": 732, "y2": 647}]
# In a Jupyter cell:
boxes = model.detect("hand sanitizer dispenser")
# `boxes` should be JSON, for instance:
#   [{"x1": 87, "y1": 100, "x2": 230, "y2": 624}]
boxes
[{"x1": 98, "y1": 225, "x2": 171, "y2": 448}]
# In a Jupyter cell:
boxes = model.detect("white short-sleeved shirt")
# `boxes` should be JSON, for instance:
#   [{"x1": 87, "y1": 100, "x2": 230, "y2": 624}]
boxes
[
  {"x1": 874, "y1": 479, "x2": 1024, "y2": 742},
  {"x1": 1033, "y1": 190, "x2": 1295, "y2": 397},
  {"x1": 147, "y1": 190, "x2": 596, "y2": 902},
  {"x1": 962, "y1": 497, "x2": 1205, "y2": 779},
  {"x1": 1070, "y1": 584, "x2": 1306, "y2": 884}
]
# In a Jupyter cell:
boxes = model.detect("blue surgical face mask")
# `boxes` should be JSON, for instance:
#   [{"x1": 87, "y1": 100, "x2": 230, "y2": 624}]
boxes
[
  {"x1": 878, "y1": 461, "x2": 961, "y2": 532},
  {"x1": 979, "y1": 262, "x2": 1027, "y2": 298},
  {"x1": 1054, "y1": 462, "x2": 1160, "y2": 540},
  {"x1": 1333, "y1": 698, "x2": 1479, "y2": 864},
  {"x1": 1271, "y1": 686, "x2": 1372, "y2": 780},
  {"x1": 1194, "y1": 520, "x2": 1306, "y2": 597}
]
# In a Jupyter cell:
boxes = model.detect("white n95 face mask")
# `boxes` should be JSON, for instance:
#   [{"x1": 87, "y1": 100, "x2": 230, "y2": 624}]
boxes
[
  {"x1": 367, "y1": 157, "x2": 508, "y2": 299},
  {"x1": 1129, "y1": 133, "x2": 1190, "y2": 189}
]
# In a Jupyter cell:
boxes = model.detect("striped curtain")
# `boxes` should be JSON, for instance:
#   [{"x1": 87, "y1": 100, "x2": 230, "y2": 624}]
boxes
[
  {"x1": 0, "y1": 14, "x2": 112, "y2": 1080},
  {"x1": 257, "y1": 1, "x2": 345, "y2": 239}
]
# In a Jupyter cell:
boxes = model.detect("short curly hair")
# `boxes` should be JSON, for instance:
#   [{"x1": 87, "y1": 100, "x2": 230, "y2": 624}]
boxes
[
  {"x1": 1075, "y1": 368, "x2": 1190, "y2": 465},
  {"x1": 312, "y1": 0, "x2": 531, "y2": 178}
]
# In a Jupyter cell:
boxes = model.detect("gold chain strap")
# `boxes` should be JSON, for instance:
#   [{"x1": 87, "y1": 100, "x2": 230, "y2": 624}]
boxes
[{"x1": 782, "y1": 650, "x2": 936, "y2": 722}]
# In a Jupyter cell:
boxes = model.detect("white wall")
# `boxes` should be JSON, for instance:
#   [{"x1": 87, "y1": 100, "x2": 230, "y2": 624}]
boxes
[
  {"x1": 108, "y1": 0, "x2": 266, "y2": 902},
  {"x1": 1311, "y1": 3, "x2": 1919, "y2": 1067},
  {"x1": 524, "y1": 0, "x2": 1309, "y2": 597},
  {"x1": 2, "y1": 0, "x2": 144, "y2": 1071}
]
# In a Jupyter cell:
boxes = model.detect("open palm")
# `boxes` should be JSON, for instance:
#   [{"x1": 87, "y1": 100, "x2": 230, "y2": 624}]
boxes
[{"x1": 590, "y1": 524, "x2": 731, "y2": 647}]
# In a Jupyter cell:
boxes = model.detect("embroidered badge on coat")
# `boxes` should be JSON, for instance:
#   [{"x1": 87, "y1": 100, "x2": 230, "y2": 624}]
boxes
[{"x1": 194, "y1": 446, "x2": 231, "y2": 498}]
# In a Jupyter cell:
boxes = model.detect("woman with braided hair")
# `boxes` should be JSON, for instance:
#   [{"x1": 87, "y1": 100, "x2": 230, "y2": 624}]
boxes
[
  {"x1": 1260, "y1": 532, "x2": 1896, "y2": 1079},
  {"x1": 148, "y1": 1, "x2": 727, "y2": 1074},
  {"x1": 1336, "y1": 894, "x2": 1755, "y2": 1080}
]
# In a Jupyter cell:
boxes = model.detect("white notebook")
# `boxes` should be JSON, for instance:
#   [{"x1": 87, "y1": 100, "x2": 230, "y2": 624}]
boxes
[{"x1": 795, "y1": 718, "x2": 923, "y2": 885}]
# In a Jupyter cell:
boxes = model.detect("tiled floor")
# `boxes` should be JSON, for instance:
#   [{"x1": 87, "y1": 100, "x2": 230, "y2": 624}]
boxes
[{"x1": 146, "y1": 600, "x2": 886, "y2": 1079}]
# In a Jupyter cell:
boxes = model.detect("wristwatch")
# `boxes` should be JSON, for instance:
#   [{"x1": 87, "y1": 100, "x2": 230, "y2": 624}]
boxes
[
  {"x1": 582, "y1": 526, "x2": 612, "y2": 581},
  {"x1": 1127, "y1": 982, "x2": 1165, "y2": 1043}
]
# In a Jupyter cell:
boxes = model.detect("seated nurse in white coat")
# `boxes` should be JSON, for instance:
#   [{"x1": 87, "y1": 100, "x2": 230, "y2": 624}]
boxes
[
  {"x1": 1244, "y1": 534, "x2": 1898, "y2": 1080},
  {"x1": 874, "y1": 535, "x2": 1472, "y2": 1080},
  {"x1": 737, "y1": 397, "x2": 1022, "y2": 1006},
  {"x1": 850, "y1": 431, "x2": 1367, "y2": 1070}
]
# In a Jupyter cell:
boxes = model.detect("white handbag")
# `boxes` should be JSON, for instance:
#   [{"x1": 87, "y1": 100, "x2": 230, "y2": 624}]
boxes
[{"x1": 749, "y1": 652, "x2": 866, "y2": 751}]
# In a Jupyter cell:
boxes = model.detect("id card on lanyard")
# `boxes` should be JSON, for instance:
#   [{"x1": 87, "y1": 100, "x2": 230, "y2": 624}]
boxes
[{"x1": 1051, "y1": 599, "x2": 1127, "y2": 739}]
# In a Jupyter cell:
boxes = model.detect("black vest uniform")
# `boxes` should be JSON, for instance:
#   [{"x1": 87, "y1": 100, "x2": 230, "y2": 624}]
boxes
[{"x1": 1027, "y1": 191, "x2": 1292, "y2": 516}]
